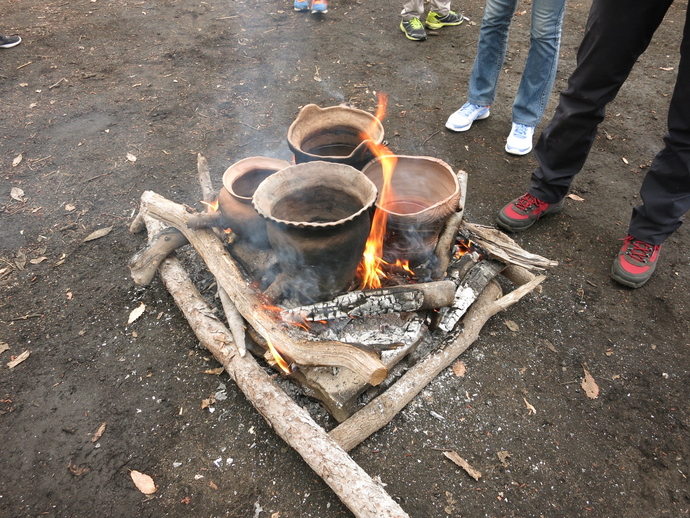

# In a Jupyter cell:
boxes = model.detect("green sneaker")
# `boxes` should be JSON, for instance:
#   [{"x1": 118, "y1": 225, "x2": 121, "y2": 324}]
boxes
[
  {"x1": 425, "y1": 11, "x2": 463, "y2": 30},
  {"x1": 400, "y1": 18, "x2": 427, "y2": 41}
]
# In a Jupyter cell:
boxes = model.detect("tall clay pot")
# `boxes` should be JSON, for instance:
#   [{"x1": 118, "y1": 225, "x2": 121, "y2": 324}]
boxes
[
  {"x1": 362, "y1": 155, "x2": 461, "y2": 266},
  {"x1": 218, "y1": 156, "x2": 291, "y2": 248},
  {"x1": 287, "y1": 104, "x2": 384, "y2": 170},
  {"x1": 252, "y1": 161, "x2": 378, "y2": 303}
]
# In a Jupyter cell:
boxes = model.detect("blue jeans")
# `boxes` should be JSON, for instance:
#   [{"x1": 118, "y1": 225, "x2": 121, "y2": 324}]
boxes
[{"x1": 467, "y1": 0, "x2": 567, "y2": 127}]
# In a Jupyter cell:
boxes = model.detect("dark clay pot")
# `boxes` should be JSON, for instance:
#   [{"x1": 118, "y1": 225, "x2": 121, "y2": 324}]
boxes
[
  {"x1": 362, "y1": 155, "x2": 461, "y2": 266},
  {"x1": 287, "y1": 104, "x2": 385, "y2": 170},
  {"x1": 252, "y1": 161, "x2": 378, "y2": 303},
  {"x1": 218, "y1": 156, "x2": 291, "y2": 248}
]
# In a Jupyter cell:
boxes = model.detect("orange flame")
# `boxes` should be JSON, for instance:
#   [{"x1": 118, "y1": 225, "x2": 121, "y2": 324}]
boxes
[
  {"x1": 266, "y1": 336, "x2": 291, "y2": 374},
  {"x1": 356, "y1": 93, "x2": 398, "y2": 289},
  {"x1": 201, "y1": 199, "x2": 220, "y2": 212}
]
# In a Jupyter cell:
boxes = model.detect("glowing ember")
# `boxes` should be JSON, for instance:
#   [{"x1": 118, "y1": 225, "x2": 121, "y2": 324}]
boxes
[
  {"x1": 266, "y1": 337, "x2": 291, "y2": 374},
  {"x1": 356, "y1": 93, "x2": 399, "y2": 289},
  {"x1": 454, "y1": 239, "x2": 475, "y2": 259}
]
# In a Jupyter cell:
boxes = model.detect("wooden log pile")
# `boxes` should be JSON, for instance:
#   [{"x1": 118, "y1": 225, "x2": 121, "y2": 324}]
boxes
[{"x1": 127, "y1": 156, "x2": 554, "y2": 517}]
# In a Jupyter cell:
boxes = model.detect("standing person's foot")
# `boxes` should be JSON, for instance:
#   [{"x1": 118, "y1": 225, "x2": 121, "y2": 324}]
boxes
[
  {"x1": 294, "y1": 0, "x2": 309, "y2": 11},
  {"x1": 311, "y1": 0, "x2": 327, "y2": 13},
  {"x1": 0, "y1": 35, "x2": 21, "y2": 48},
  {"x1": 425, "y1": 11, "x2": 463, "y2": 29},
  {"x1": 505, "y1": 123, "x2": 535, "y2": 155},
  {"x1": 445, "y1": 102, "x2": 490, "y2": 132},
  {"x1": 400, "y1": 18, "x2": 427, "y2": 41},
  {"x1": 496, "y1": 192, "x2": 564, "y2": 232},
  {"x1": 610, "y1": 234, "x2": 662, "y2": 288}
]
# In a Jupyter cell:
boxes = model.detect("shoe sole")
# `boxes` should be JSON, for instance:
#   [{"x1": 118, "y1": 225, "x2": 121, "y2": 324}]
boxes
[
  {"x1": 445, "y1": 110, "x2": 490, "y2": 132},
  {"x1": 496, "y1": 203, "x2": 564, "y2": 233},
  {"x1": 425, "y1": 20, "x2": 463, "y2": 29},
  {"x1": 610, "y1": 261, "x2": 656, "y2": 289},
  {"x1": 311, "y1": 8, "x2": 327, "y2": 13},
  {"x1": 400, "y1": 23, "x2": 426, "y2": 41},
  {"x1": 0, "y1": 39, "x2": 21, "y2": 49},
  {"x1": 505, "y1": 142, "x2": 533, "y2": 156}
]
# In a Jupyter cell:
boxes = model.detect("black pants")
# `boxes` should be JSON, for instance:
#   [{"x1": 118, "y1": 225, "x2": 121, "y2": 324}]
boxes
[{"x1": 528, "y1": 0, "x2": 690, "y2": 245}]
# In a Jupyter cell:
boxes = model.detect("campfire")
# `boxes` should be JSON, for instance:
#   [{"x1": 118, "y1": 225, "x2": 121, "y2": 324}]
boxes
[{"x1": 127, "y1": 99, "x2": 556, "y2": 518}]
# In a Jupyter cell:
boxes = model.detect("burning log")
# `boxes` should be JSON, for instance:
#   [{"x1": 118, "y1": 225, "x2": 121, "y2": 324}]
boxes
[
  {"x1": 285, "y1": 280, "x2": 457, "y2": 322},
  {"x1": 432, "y1": 169, "x2": 468, "y2": 279},
  {"x1": 329, "y1": 273, "x2": 545, "y2": 452},
  {"x1": 138, "y1": 190, "x2": 388, "y2": 386},
  {"x1": 134, "y1": 214, "x2": 409, "y2": 518}
]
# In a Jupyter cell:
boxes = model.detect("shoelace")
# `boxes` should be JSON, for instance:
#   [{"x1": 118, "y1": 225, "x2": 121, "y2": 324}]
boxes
[
  {"x1": 459, "y1": 103, "x2": 483, "y2": 116},
  {"x1": 513, "y1": 124, "x2": 529, "y2": 139},
  {"x1": 409, "y1": 18, "x2": 424, "y2": 29},
  {"x1": 514, "y1": 193, "x2": 543, "y2": 212},
  {"x1": 623, "y1": 236, "x2": 657, "y2": 262}
]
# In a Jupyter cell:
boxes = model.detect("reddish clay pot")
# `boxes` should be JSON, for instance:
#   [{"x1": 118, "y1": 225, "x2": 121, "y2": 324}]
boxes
[
  {"x1": 287, "y1": 104, "x2": 384, "y2": 170},
  {"x1": 218, "y1": 156, "x2": 291, "y2": 248},
  {"x1": 362, "y1": 155, "x2": 461, "y2": 266},
  {"x1": 252, "y1": 161, "x2": 378, "y2": 303}
]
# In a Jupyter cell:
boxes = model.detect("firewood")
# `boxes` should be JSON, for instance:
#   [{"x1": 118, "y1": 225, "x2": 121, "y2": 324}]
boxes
[
  {"x1": 138, "y1": 191, "x2": 387, "y2": 386},
  {"x1": 218, "y1": 286, "x2": 247, "y2": 357},
  {"x1": 128, "y1": 227, "x2": 189, "y2": 285},
  {"x1": 329, "y1": 274, "x2": 545, "y2": 452},
  {"x1": 432, "y1": 169, "x2": 468, "y2": 279},
  {"x1": 136, "y1": 214, "x2": 409, "y2": 518},
  {"x1": 285, "y1": 280, "x2": 457, "y2": 322}
]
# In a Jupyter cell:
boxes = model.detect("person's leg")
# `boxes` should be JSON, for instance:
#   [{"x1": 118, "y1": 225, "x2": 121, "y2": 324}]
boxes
[
  {"x1": 428, "y1": 0, "x2": 452, "y2": 17},
  {"x1": 511, "y1": 0, "x2": 567, "y2": 127},
  {"x1": 401, "y1": 0, "x2": 425, "y2": 20},
  {"x1": 529, "y1": 0, "x2": 674, "y2": 204},
  {"x1": 629, "y1": 2, "x2": 690, "y2": 245},
  {"x1": 467, "y1": 0, "x2": 519, "y2": 107}
]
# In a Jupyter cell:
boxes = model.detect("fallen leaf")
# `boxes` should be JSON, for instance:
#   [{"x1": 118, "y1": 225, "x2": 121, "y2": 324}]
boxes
[
  {"x1": 443, "y1": 451, "x2": 482, "y2": 481},
  {"x1": 127, "y1": 302, "x2": 146, "y2": 325},
  {"x1": 15, "y1": 250, "x2": 27, "y2": 270},
  {"x1": 451, "y1": 360, "x2": 466, "y2": 377},
  {"x1": 91, "y1": 422, "x2": 107, "y2": 442},
  {"x1": 209, "y1": 481, "x2": 219, "y2": 491},
  {"x1": 504, "y1": 319, "x2": 519, "y2": 332},
  {"x1": 130, "y1": 470, "x2": 157, "y2": 494},
  {"x1": 497, "y1": 451, "x2": 511, "y2": 467},
  {"x1": 523, "y1": 397, "x2": 536, "y2": 414},
  {"x1": 7, "y1": 350, "x2": 30, "y2": 368},
  {"x1": 581, "y1": 366, "x2": 600, "y2": 399},
  {"x1": 10, "y1": 187, "x2": 26, "y2": 201},
  {"x1": 204, "y1": 367, "x2": 225, "y2": 375},
  {"x1": 66, "y1": 291, "x2": 73, "y2": 300},
  {"x1": 270, "y1": 513, "x2": 281, "y2": 518},
  {"x1": 67, "y1": 461, "x2": 90, "y2": 476},
  {"x1": 126, "y1": 153, "x2": 137, "y2": 162},
  {"x1": 0, "y1": 342, "x2": 9, "y2": 355},
  {"x1": 566, "y1": 193, "x2": 585, "y2": 202},
  {"x1": 30, "y1": 257, "x2": 47, "y2": 264},
  {"x1": 622, "y1": 157, "x2": 629, "y2": 164},
  {"x1": 201, "y1": 395, "x2": 216, "y2": 409},
  {"x1": 660, "y1": 66, "x2": 674, "y2": 71},
  {"x1": 84, "y1": 226, "x2": 113, "y2": 242},
  {"x1": 12, "y1": 154, "x2": 23, "y2": 167},
  {"x1": 65, "y1": 203, "x2": 76, "y2": 212}
]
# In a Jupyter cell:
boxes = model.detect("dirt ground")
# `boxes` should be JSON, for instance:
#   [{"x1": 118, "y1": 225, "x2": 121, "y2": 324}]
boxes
[{"x1": 2, "y1": 0, "x2": 689, "y2": 516}]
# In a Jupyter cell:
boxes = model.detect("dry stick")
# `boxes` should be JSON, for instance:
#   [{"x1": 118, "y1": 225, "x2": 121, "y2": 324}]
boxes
[
  {"x1": 138, "y1": 215, "x2": 409, "y2": 518},
  {"x1": 140, "y1": 190, "x2": 387, "y2": 385},
  {"x1": 329, "y1": 274, "x2": 545, "y2": 452},
  {"x1": 432, "y1": 170, "x2": 469, "y2": 279},
  {"x1": 197, "y1": 153, "x2": 247, "y2": 356}
]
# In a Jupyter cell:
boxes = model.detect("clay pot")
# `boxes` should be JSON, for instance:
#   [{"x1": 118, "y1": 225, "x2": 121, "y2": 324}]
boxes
[
  {"x1": 362, "y1": 155, "x2": 460, "y2": 266},
  {"x1": 218, "y1": 156, "x2": 291, "y2": 248},
  {"x1": 287, "y1": 104, "x2": 385, "y2": 170},
  {"x1": 252, "y1": 161, "x2": 378, "y2": 303}
]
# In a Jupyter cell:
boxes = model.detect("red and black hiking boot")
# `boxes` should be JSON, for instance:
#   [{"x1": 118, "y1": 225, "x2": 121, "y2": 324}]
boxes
[
  {"x1": 496, "y1": 193, "x2": 564, "y2": 232},
  {"x1": 610, "y1": 234, "x2": 662, "y2": 288}
]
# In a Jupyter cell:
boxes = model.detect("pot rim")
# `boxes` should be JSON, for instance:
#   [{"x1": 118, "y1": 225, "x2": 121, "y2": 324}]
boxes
[
  {"x1": 362, "y1": 154, "x2": 461, "y2": 217},
  {"x1": 252, "y1": 161, "x2": 378, "y2": 229},
  {"x1": 221, "y1": 156, "x2": 292, "y2": 200}
]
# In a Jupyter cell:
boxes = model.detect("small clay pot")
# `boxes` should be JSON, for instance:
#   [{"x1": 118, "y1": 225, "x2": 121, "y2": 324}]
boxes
[
  {"x1": 218, "y1": 156, "x2": 291, "y2": 248},
  {"x1": 287, "y1": 104, "x2": 385, "y2": 170},
  {"x1": 253, "y1": 161, "x2": 378, "y2": 303},
  {"x1": 362, "y1": 155, "x2": 461, "y2": 266}
]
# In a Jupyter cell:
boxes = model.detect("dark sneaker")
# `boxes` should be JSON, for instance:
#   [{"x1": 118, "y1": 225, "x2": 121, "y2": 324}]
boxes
[
  {"x1": 0, "y1": 35, "x2": 21, "y2": 49},
  {"x1": 610, "y1": 234, "x2": 661, "y2": 288},
  {"x1": 310, "y1": 0, "x2": 327, "y2": 13},
  {"x1": 497, "y1": 193, "x2": 564, "y2": 232},
  {"x1": 425, "y1": 11, "x2": 463, "y2": 29},
  {"x1": 400, "y1": 18, "x2": 427, "y2": 41}
]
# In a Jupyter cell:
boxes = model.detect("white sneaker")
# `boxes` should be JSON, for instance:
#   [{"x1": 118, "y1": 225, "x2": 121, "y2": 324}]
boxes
[
  {"x1": 445, "y1": 102, "x2": 490, "y2": 132},
  {"x1": 505, "y1": 123, "x2": 534, "y2": 155}
]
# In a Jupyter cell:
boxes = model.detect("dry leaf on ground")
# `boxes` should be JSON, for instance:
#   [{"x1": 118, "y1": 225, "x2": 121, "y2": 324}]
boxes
[
  {"x1": 566, "y1": 193, "x2": 585, "y2": 202},
  {"x1": 84, "y1": 226, "x2": 113, "y2": 242},
  {"x1": 130, "y1": 470, "x2": 156, "y2": 494},
  {"x1": 497, "y1": 451, "x2": 511, "y2": 467},
  {"x1": 504, "y1": 319, "x2": 520, "y2": 332},
  {"x1": 581, "y1": 366, "x2": 600, "y2": 399},
  {"x1": 127, "y1": 302, "x2": 146, "y2": 325},
  {"x1": 451, "y1": 360, "x2": 466, "y2": 377},
  {"x1": 443, "y1": 451, "x2": 482, "y2": 481},
  {"x1": 523, "y1": 397, "x2": 537, "y2": 414},
  {"x1": 204, "y1": 367, "x2": 225, "y2": 375},
  {"x1": 7, "y1": 350, "x2": 30, "y2": 369},
  {"x1": 91, "y1": 422, "x2": 107, "y2": 443},
  {"x1": 0, "y1": 342, "x2": 9, "y2": 355},
  {"x1": 126, "y1": 153, "x2": 137, "y2": 162},
  {"x1": 10, "y1": 187, "x2": 26, "y2": 201},
  {"x1": 12, "y1": 154, "x2": 23, "y2": 167}
]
